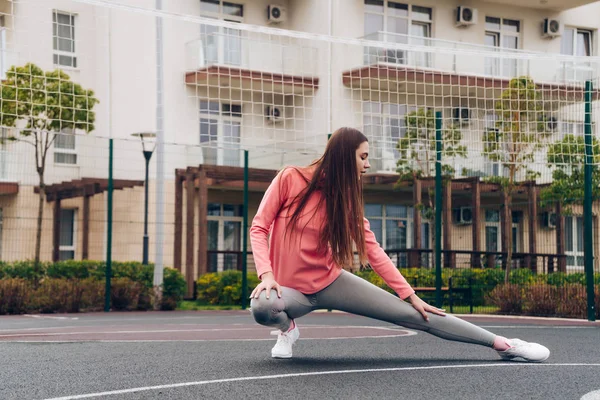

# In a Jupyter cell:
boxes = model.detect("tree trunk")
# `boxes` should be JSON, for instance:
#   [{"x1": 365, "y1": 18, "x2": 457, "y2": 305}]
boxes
[
  {"x1": 503, "y1": 189, "x2": 513, "y2": 283},
  {"x1": 35, "y1": 172, "x2": 45, "y2": 278}
]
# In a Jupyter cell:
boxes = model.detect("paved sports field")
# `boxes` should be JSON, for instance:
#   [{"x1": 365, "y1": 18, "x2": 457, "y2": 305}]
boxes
[{"x1": 0, "y1": 311, "x2": 598, "y2": 399}]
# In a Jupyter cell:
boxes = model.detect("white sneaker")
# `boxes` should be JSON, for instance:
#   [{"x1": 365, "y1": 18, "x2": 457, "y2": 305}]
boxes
[
  {"x1": 497, "y1": 338, "x2": 550, "y2": 362},
  {"x1": 271, "y1": 323, "x2": 300, "y2": 359}
]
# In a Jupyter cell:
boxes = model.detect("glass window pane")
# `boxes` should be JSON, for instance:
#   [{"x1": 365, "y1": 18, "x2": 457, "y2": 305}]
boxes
[
  {"x1": 365, "y1": 0, "x2": 384, "y2": 13},
  {"x1": 565, "y1": 216, "x2": 573, "y2": 252},
  {"x1": 207, "y1": 203, "x2": 221, "y2": 216},
  {"x1": 201, "y1": 0, "x2": 220, "y2": 13},
  {"x1": 55, "y1": 133, "x2": 75, "y2": 149},
  {"x1": 200, "y1": 119, "x2": 218, "y2": 143},
  {"x1": 54, "y1": 152, "x2": 77, "y2": 164},
  {"x1": 485, "y1": 17, "x2": 501, "y2": 31},
  {"x1": 576, "y1": 217, "x2": 584, "y2": 251},
  {"x1": 223, "y1": 2, "x2": 243, "y2": 17},
  {"x1": 365, "y1": 204, "x2": 382, "y2": 217},
  {"x1": 59, "y1": 209, "x2": 75, "y2": 246},
  {"x1": 485, "y1": 32, "x2": 499, "y2": 47},
  {"x1": 503, "y1": 35, "x2": 518, "y2": 50},
  {"x1": 485, "y1": 210, "x2": 500, "y2": 222},
  {"x1": 561, "y1": 27, "x2": 574, "y2": 55},
  {"x1": 223, "y1": 221, "x2": 241, "y2": 251},
  {"x1": 388, "y1": 2, "x2": 408, "y2": 17},
  {"x1": 200, "y1": 100, "x2": 219, "y2": 115},
  {"x1": 576, "y1": 31, "x2": 591, "y2": 57},
  {"x1": 387, "y1": 16, "x2": 408, "y2": 36},
  {"x1": 364, "y1": 13, "x2": 384, "y2": 36},
  {"x1": 411, "y1": 5, "x2": 431, "y2": 21},
  {"x1": 503, "y1": 19, "x2": 520, "y2": 32},
  {"x1": 485, "y1": 226, "x2": 498, "y2": 252},
  {"x1": 386, "y1": 220, "x2": 407, "y2": 249},
  {"x1": 223, "y1": 204, "x2": 243, "y2": 216},
  {"x1": 369, "y1": 218, "x2": 383, "y2": 244},
  {"x1": 410, "y1": 22, "x2": 429, "y2": 38},
  {"x1": 59, "y1": 250, "x2": 75, "y2": 261},
  {"x1": 386, "y1": 204, "x2": 407, "y2": 218}
]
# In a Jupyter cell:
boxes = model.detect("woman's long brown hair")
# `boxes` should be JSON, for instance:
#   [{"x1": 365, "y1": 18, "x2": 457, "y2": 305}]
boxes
[{"x1": 284, "y1": 127, "x2": 368, "y2": 268}]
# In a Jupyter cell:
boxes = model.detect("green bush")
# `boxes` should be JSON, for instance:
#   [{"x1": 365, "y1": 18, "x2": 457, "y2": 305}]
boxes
[
  {"x1": 487, "y1": 284, "x2": 524, "y2": 314},
  {"x1": 161, "y1": 268, "x2": 187, "y2": 310},
  {"x1": 0, "y1": 278, "x2": 31, "y2": 315},
  {"x1": 196, "y1": 270, "x2": 260, "y2": 305}
]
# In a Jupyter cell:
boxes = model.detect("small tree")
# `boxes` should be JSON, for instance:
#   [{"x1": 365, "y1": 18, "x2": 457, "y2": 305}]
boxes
[
  {"x1": 483, "y1": 77, "x2": 549, "y2": 282},
  {"x1": 541, "y1": 134, "x2": 600, "y2": 211},
  {"x1": 0, "y1": 63, "x2": 98, "y2": 271},
  {"x1": 395, "y1": 107, "x2": 466, "y2": 262}
]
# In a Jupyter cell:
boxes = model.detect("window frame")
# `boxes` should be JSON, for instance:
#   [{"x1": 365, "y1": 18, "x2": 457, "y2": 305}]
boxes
[
  {"x1": 199, "y1": 100, "x2": 243, "y2": 166},
  {"x1": 484, "y1": 16, "x2": 521, "y2": 77},
  {"x1": 565, "y1": 215, "x2": 585, "y2": 270},
  {"x1": 54, "y1": 129, "x2": 77, "y2": 166},
  {"x1": 207, "y1": 203, "x2": 243, "y2": 272},
  {"x1": 52, "y1": 10, "x2": 77, "y2": 69},
  {"x1": 561, "y1": 27, "x2": 593, "y2": 57},
  {"x1": 59, "y1": 208, "x2": 77, "y2": 260}
]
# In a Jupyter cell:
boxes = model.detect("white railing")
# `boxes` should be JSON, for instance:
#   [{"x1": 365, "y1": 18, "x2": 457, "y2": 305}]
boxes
[
  {"x1": 361, "y1": 31, "x2": 599, "y2": 85},
  {"x1": 185, "y1": 30, "x2": 318, "y2": 78}
]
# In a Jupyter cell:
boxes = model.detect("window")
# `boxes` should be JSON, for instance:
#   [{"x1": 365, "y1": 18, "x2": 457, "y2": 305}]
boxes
[
  {"x1": 200, "y1": 0, "x2": 243, "y2": 66},
  {"x1": 565, "y1": 215, "x2": 584, "y2": 270},
  {"x1": 484, "y1": 209, "x2": 519, "y2": 266},
  {"x1": 364, "y1": 0, "x2": 432, "y2": 67},
  {"x1": 54, "y1": 129, "x2": 77, "y2": 165},
  {"x1": 0, "y1": 128, "x2": 7, "y2": 180},
  {"x1": 560, "y1": 27, "x2": 594, "y2": 82},
  {"x1": 59, "y1": 209, "x2": 76, "y2": 260},
  {"x1": 483, "y1": 113, "x2": 507, "y2": 178},
  {"x1": 365, "y1": 203, "x2": 430, "y2": 267},
  {"x1": 363, "y1": 102, "x2": 414, "y2": 172},
  {"x1": 207, "y1": 203, "x2": 243, "y2": 272},
  {"x1": 199, "y1": 101, "x2": 242, "y2": 166},
  {"x1": 53, "y1": 11, "x2": 77, "y2": 68},
  {"x1": 484, "y1": 17, "x2": 520, "y2": 77}
]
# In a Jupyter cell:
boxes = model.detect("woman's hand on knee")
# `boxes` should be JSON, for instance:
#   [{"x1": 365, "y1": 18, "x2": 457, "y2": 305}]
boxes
[
  {"x1": 406, "y1": 293, "x2": 446, "y2": 321},
  {"x1": 250, "y1": 272, "x2": 282, "y2": 299}
]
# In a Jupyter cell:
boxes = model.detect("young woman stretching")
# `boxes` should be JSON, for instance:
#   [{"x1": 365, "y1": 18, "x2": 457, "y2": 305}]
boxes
[{"x1": 249, "y1": 127, "x2": 550, "y2": 362}]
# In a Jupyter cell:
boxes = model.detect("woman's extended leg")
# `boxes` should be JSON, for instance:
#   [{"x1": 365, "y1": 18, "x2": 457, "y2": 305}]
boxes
[{"x1": 315, "y1": 270, "x2": 496, "y2": 346}]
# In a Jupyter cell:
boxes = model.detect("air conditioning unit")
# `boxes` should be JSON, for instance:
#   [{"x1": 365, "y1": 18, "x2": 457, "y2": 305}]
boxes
[
  {"x1": 453, "y1": 107, "x2": 470, "y2": 125},
  {"x1": 456, "y1": 6, "x2": 478, "y2": 27},
  {"x1": 542, "y1": 18, "x2": 562, "y2": 38},
  {"x1": 542, "y1": 212, "x2": 557, "y2": 229},
  {"x1": 265, "y1": 105, "x2": 283, "y2": 122},
  {"x1": 267, "y1": 4, "x2": 286, "y2": 24},
  {"x1": 454, "y1": 207, "x2": 473, "y2": 225}
]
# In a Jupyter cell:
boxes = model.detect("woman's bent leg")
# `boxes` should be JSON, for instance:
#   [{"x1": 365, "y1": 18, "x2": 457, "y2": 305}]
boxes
[
  {"x1": 315, "y1": 271, "x2": 496, "y2": 347},
  {"x1": 250, "y1": 287, "x2": 314, "y2": 332}
]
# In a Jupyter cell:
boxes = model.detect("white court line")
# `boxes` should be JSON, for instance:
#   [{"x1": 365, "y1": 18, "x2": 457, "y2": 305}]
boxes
[
  {"x1": 0, "y1": 334, "x2": 416, "y2": 343},
  {"x1": 480, "y1": 325, "x2": 598, "y2": 329},
  {"x1": 0, "y1": 325, "x2": 407, "y2": 337},
  {"x1": 40, "y1": 363, "x2": 600, "y2": 400}
]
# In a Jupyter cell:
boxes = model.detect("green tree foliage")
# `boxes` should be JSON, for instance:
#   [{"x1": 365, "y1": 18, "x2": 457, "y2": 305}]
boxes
[
  {"x1": 541, "y1": 134, "x2": 600, "y2": 212},
  {"x1": 0, "y1": 63, "x2": 99, "y2": 270}
]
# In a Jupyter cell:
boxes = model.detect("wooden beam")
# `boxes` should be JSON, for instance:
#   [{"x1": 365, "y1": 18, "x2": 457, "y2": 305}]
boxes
[
  {"x1": 82, "y1": 195, "x2": 90, "y2": 260},
  {"x1": 197, "y1": 170, "x2": 208, "y2": 277},
  {"x1": 174, "y1": 175, "x2": 183, "y2": 272},
  {"x1": 185, "y1": 170, "x2": 195, "y2": 298},
  {"x1": 52, "y1": 199, "x2": 61, "y2": 262},
  {"x1": 528, "y1": 183, "x2": 538, "y2": 271},
  {"x1": 471, "y1": 178, "x2": 481, "y2": 267},
  {"x1": 556, "y1": 202, "x2": 566, "y2": 273},
  {"x1": 411, "y1": 178, "x2": 422, "y2": 267}
]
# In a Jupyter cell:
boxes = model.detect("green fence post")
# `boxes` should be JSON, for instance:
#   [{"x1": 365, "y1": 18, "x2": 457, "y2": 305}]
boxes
[
  {"x1": 241, "y1": 150, "x2": 249, "y2": 310},
  {"x1": 584, "y1": 80, "x2": 596, "y2": 322},
  {"x1": 104, "y1": 138, "x2": 113, "y2": 312},
  {"x1": 435, "y1": 111, "x2": 443, "y2": 308}
]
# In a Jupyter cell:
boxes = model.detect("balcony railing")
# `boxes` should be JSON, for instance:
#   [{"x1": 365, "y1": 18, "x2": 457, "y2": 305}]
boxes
[
  {"x1": 185, "y1": 30, "x2": 318, "y2": 78},
  {"x1": 361, "y1": 31, "x2": 599, "y2": 85}
]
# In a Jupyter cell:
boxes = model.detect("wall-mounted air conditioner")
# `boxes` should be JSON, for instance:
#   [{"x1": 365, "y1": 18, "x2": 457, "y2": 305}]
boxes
[
  {"x1": 267, "y1": 5, "x2": 286, "y2": 24},
  {"x1": 456, "y1": 6, "x2": 477, "y2": 27},
  {"x1": 542, "y1": 18, "x2": 562, "y2": 38}
]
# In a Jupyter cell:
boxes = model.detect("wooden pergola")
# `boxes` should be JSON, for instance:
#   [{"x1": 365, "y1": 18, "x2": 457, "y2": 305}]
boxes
[
  {"x1": 36, "y1": 178, "x2": 144, "y2": 261},
  {"x1": 174, "y1": 165, "x2": 278, "y2": 297}
]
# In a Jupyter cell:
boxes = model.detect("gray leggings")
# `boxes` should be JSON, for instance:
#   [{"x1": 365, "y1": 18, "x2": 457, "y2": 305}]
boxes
[{"x1": 251, "y1": 270, "x2": 496, "y2": 347}]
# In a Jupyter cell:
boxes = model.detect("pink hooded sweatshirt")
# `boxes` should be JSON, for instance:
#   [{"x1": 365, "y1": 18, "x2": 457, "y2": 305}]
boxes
[{"x1": 250, "y1": 167, "x2": 415, "y2": 300}]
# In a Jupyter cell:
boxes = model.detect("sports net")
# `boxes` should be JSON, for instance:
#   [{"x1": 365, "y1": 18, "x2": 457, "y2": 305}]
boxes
[{"x1": 0, "y1": 0, "x2": 598, "y2": 315}]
